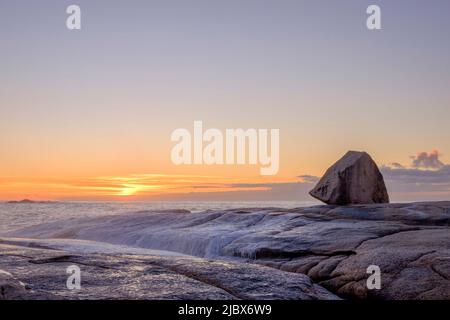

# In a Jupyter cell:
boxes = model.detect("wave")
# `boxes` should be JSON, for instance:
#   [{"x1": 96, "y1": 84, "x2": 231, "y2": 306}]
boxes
[{"x1": 4, "y1": 207, "x2": 302, "y2": 259}]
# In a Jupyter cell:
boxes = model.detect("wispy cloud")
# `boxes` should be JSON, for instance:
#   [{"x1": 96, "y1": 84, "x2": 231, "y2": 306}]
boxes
[
  {"x1": 149, "y1": 180, "x2": 318, "y2": 202},
  {"x1": 297, "y1": 175, "x2": 320, "y2": 183}
]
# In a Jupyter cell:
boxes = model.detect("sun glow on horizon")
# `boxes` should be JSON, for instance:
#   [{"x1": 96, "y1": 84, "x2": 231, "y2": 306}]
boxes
[
  {"x1": 0, "y1": 173, "x2": 297, "y2": 201},
  {"x1": 118, "y1": 183, "x2": 163, "y2": 196}
]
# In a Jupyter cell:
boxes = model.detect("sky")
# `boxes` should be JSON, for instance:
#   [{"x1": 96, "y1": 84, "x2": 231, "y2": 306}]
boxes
[{"x1": 1, "y1": 0, "x2": 450, "y2": 201}]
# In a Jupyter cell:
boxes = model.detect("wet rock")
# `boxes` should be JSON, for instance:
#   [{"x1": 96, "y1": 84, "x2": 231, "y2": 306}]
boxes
[
  {"x1": 4, "y1": 201, "x2": 450, "y2": 300},
  {"x1": 0, "y1": 244, "x2": 338, "y2": 300},
  {"x1": 321, "y1": 229, "x2": 450, "y2": 299},
  {"x1": 309, "y1": 151, "x2": 389, "y2": 205},
  {"x1": 0, "y1": 269, "x2": 28, "y2": 300}
]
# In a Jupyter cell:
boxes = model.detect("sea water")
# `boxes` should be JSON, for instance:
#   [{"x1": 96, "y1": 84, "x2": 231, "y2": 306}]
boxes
[{"x1": 0, "y1": 201, "x2": 315, "y2": 234}]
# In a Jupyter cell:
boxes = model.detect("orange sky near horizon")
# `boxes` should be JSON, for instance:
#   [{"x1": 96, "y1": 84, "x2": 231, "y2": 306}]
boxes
[{"x1": 0, "y1": 173, "x2": 301, "y2": 201}]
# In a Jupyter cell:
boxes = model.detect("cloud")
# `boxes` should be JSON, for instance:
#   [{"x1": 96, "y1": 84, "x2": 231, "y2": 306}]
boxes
[
  {"x1": 383, "y1": 162, "x2": 405, "y2": 169},
  {"x1": 380, "y1": 163, "x2": 450, "y2": 200},
  {"x1": 376, "y1": 150, "x2": 450, "y2": 200},
  {"x1": 297, "y1": 175, "x2": 320, "y2": 183},
  {"x1": 411, "y1": 150, "x2": 444, "y2": 169},
  {"x1": 381, "y1": 165, "x2": 450, "y2": 185},
  {"x1": 149, "y1": 177, "x2": 320, "y2": 202}
]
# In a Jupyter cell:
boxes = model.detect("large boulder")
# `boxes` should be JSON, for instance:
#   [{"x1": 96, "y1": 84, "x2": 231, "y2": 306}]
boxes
[{"x1": 309, "y1": 151, "x2": 389, "y2": 205}]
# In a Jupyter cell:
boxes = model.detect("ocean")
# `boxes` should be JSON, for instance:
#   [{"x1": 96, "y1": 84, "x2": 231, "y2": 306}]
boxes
[{"x1": 0, "y1": 200, "x2": 317, "y2": 234}]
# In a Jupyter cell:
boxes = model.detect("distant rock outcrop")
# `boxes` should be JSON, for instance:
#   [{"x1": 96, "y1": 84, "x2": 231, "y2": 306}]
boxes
[
  {"x1": 6, "y1": 199, "x2": 55, "y2": 204},
  {"x1": 309, "y1": 151, "x2": 389, "y2": 205},
  {"x1": 7, "y1": 199, "x2": 35, "y2": 204}
]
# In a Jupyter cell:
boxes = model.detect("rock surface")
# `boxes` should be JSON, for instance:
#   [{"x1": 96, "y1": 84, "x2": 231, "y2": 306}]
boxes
[
  {"x1": 0, "y1": 243, "x2": 336, "y2": 300},
  {"x1": 0, "y1": 269, "x2": 29, "y2": 299},
  {"x1": 2, "y1": 202, "x2": 450, "y2": 300},
  {"x1": 309, "y1": 151, "x2": 389, "y2": 205}
]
